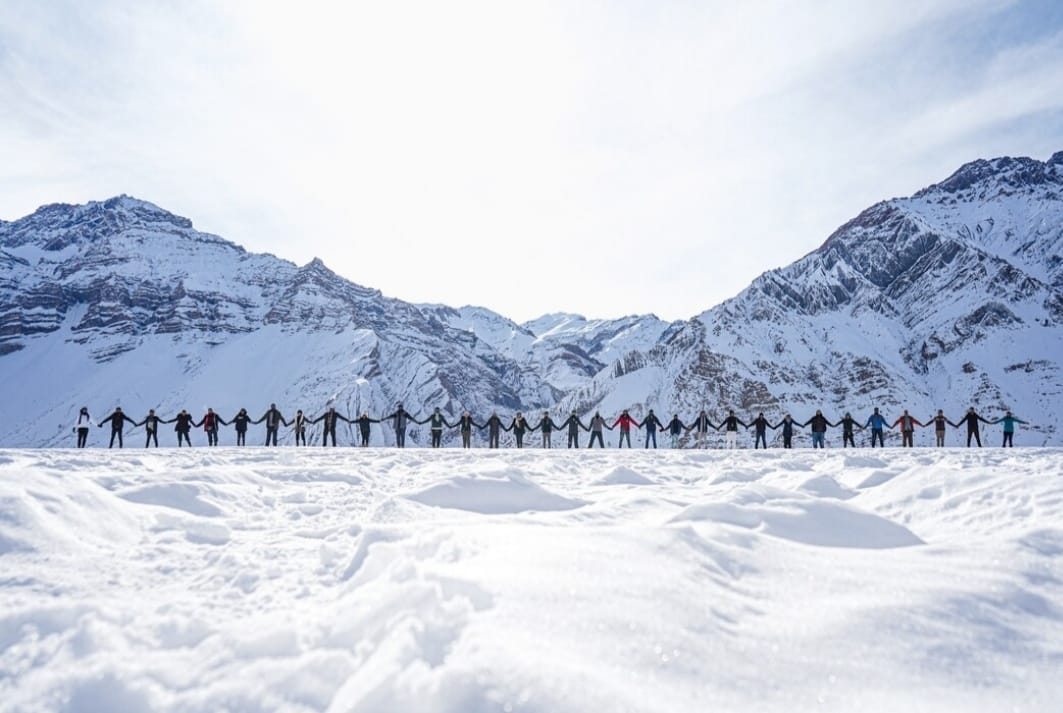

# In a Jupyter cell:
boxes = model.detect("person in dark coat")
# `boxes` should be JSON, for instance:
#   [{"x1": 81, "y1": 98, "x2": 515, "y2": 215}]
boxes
[
  {"x1": 98, "y1": 407, "x2": 136, "y2": 449},
  {"x1": 312, "y1": 406, "x2": 350, "y2": 447},
  {"x1": 718, "y1": 410, "x2": 748, "y2": 449},
  {"x1": 838, "y1": 412, "x2": 862, "y2": 448},
  {"x1": 664, "y1": 414, "x2": 686, "y2": 448},
  {"x1": 533, "y1": 412, "x2": 559, "y2": 448},
  {"x1": 290, "y1": 410, "x2": 308, "y2": 446},
  {"x1": 802, "y1": 410, "x2": 835, "y2": 449},
  {"x1": 559, "y1": 412, "x2": 587, "y2": 449},
  {"x1": 136, "y1": 409, "x2": 163, "y2": 448},
  {"x1": 640, "y1": 409, "x2": 664, "y2": 449},
  {"x1": 255, "y1": 403, "x2": 286, "y2": 447},
  {"x1": 420, "y1": 407, "x2": 452, "y2": 448},
  {"x1": 195, "y1": 408, "x2": 227, "y2": 447},
  {"x1": 747, "y1": 412, "x2": 774, "y2": 449},
  {"x1": 481, "y1": 412, "x2": 507, "y2": 449},
  {"x1": 772, "y1": 414, "x2": 796, "y2": 449},
  {"x1": 171, "y1": 409, "x2": 195, "y2": 447},
  {"x1": 356, "y1": 413, "x2": 380, "y2": 447},
  {"x1": 509, "y1": 412, "x2": 531, "y2": 448},
  {"x1": 230, "y1": 408, "x2": 253, "y2": 446},
  {"x1": 687, "y1": 410, "x2": 716, "y2": 449},
  {"x1": 383, "y1": 403, "x2": 413, "y2": 448},
  {"x1": 925, "y1": 409, "x2": 957, "y2": 448},
  {"x1": 457, "y1": 411, "x2": 480, "y2": 448},
  {"x1": 955, "y1": 407, "x2": 992, "y2": 447}
]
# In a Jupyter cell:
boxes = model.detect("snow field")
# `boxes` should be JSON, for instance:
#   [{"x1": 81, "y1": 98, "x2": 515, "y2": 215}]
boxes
[{"x1": 1, "y1": 448, "x2": 1061, "y2": 712}]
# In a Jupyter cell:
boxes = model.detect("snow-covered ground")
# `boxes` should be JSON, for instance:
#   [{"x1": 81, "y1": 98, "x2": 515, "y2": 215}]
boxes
[{"x1": 1, "y1": 448, "x2": 1061, "y2": 712}]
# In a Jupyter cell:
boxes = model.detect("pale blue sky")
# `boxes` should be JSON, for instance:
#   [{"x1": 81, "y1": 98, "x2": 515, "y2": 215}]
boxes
[{"x1": 2, "y1": 0, "x2": 1062, "y2": 322}]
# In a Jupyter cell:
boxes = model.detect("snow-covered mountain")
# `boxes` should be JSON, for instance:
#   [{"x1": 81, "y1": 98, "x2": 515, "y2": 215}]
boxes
[{"x1": 2, "y1": 151, "x2": 1062, "y2": 446}]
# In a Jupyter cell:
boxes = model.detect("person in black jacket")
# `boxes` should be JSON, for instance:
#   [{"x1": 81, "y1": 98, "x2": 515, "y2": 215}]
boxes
[
  {"x1": 718, "y1": 410, "x2": 747, "y2": 449},
  {"x1": 457, "y1": 411, "x2": 480, "y2": 448},
  {"x1": 509, "y1": 412, "x2": 530, "y2": 448},
  {"x1": 98, "y1": 407, "x2": 136, "y2": 449},
  {"x1": 356, "y1": 413, "x2": 380, "y2": 447},
  {"x1": 421, "y1": 407, "x2": 451, "y2": 448},
  {"x1": 255, "y1": 403, "x2": 285, "y2": 447},
  {"x1": 383, "y1": 403, "x2": 413, "y2": 448},
  {"x1": 559, "y1": 412, "x2": 587, "y2": 449},
  {"x1": 771, "y1": 415, "x2": 795, "y2": 449},
  {"x1": 74, "y1": 407, "x2": 92, "y2": 448},
  {"x1": 640, "y1": 409, "x2": 664, "y2": 449},
  {"x1": 290, "y1": 410, "x2": 309, "y2": 446},
  {"x1": 687, "y1": 410, "x2": 716, "y2": 449},
  {"x1": 747, "y1": 412, "x2": 774, "y2": 449},
  {"x1": 195, "y1": 408, "x2": 227, "y2": 447},
  {"x1": 481, "y1": 412, "x2": 507, "y2": 449},
  {"x1": 230, "y1": 408, "x2": 252, "y2": 446},
  {"x1": 136, "y1": 409, "x2": 163, "y2": 448},
  {"x1": 664, "y1": 414, "x2": 685, "y2": 448},
  {"x1": 312, "y1": 406, "x2": 350, "y2": 447},
  {"x1": 802, "y1": 410, "x2": 835, "y2": 449},
  {"x1": 533, "y1": 411, "x2": 558, "y2": 448},
  {"x1": 171, "y1": 409, "x2": 194, "y2": 447},
  {"x1": 955, "y1": 407, "x2": 992, "y2": 447},
  {"x1": 838, "y1": 412, "x2": 862, "y2": 448}
]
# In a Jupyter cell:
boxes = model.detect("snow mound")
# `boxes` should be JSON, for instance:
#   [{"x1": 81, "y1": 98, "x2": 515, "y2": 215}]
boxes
[
  {"x1": 403, "y1": 468, "x2": 586, "y2": 514},
  {"x1": 593, "y1": 466, "x2": 654, "y2": 485}
]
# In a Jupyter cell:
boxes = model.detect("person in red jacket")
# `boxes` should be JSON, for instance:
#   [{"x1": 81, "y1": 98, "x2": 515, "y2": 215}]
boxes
[
  {"x1": 891, "y1": 410, "x2": 924, "y2": 448},
  {"x1": 612, "y1": 409, "x2": 639, "y2": 448},
  {"x1": 195, "y1": 408, "x2": 228, "y2": 447}
]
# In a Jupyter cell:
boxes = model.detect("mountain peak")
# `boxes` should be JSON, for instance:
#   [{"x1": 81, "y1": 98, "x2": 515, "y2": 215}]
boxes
[{"x1": 914, "y1": 152, "x2": 1061, "y2": 198}]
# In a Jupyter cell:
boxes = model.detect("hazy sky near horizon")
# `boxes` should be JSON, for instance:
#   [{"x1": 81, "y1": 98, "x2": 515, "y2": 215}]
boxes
[{"x1": 3, "y1": 1, "x2": 1063, "y2": 322}]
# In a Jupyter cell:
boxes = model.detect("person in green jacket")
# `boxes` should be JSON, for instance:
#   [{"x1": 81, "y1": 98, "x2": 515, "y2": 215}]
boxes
[{"x1": 993, "y1": 411, "x2": 1028, "y2": 447}]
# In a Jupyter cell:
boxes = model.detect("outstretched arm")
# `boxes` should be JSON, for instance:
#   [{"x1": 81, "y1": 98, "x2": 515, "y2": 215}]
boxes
[
  {"x1": 193, "y1": 418, "x2": 204, "y2": 428},
  {"x1": 217, "y1": 416, "x2": 229, "y2": 426}
]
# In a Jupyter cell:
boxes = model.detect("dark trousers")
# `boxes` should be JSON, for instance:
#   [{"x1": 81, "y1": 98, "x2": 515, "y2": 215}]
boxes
[
  {"x1": 645, "y1": 431, "x2": 657, "y2": 449},
  {"x1": 1003, "y1": 432, "x2": 1014, "y2": 447},
  {"x1": 109, "y1": 429, "x2": 123, "y2": 448},
  {"x1": 431, "y1": 430, "x2": 442, "y2": 448},
  {"x1": 177, "y1": 431, "x2": 191, "y2": 447},
  {"x1": 618, "y1": 430, "x2": 631, "y2": 448},
  {"x1": 515, "y1": 432, "x2": 524, "y2": 448},
  {"x1": 236, "y1": 430, "x2": 246, "y2": 446},
  {"x1": 489, "y1": 432, "x2": 500, "y2": 448},
  {"x1": 265, "y1": 427, "x2": 278, "y2": 447},
  {"x1": 589, "y1": 431, "x2": 604, "y2": 448},
  {"x1": 323, "y1": 427, "x2": 337, "y2": 447},
  {"x1": 843, "y1": 432, "x2": 855, "y2": 448},
  {"x1": 145, "y1": 430, "x2": 158, "y2": 448},
  {"x1": 568, "y1": 432, "x2": 579, "y2": 448},
  {"x1": 207, "y1": 429, "x2": 218, "y2": 446},
  {"x1": 870, "y1": 429, "x2": 884, "y2": 447},
  {"x1": 754, "y1": 431, "x2": 767, "y2": 449},
  {"x1": 967, "y1": 430, "x2": 981, "y2": 447},
  {"x1": 396, "y1": 430, "x2": 406, "y2": 448},
  {"x1": 361, "y1": 429, "x2": 372, "y2": 447},
  {"x1": 77, "y1": 428, "x2": 89, "y2": 448},
  {"x1": 902, "y1": 430, "x2": 914, "y2": 447},
  {"x1": 295, "y1": 429, "x2": 306, "y2": 446},
  {"x1": 783, "y1": 434, "x2": 792, "y2": 449},
  {"x1": 461, "y1": 430, "x2": 471, "y2": 448}
]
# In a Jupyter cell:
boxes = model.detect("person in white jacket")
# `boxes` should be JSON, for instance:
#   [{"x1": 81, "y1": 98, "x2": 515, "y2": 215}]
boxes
[{"x1": 74, "y1": 407, "x2": 92, "y2": 448}]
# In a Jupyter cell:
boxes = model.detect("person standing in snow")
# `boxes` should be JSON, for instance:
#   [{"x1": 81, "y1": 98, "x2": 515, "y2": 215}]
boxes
[
  {"x1": 838, "y1": 412, "x2": 862, "y2": 448},
  {"x1": 383, "y1": 402, "x2": 413, "y2": 448},
  {"x1": 481, "y1": 412, "x2": 507, "y2": 449},
  {"x1": 801, "y1": 410, "x2": 834, "y2": 449},
  {"x1": 612, "y1": 409, "x2": 639, "y2": 448},
  {"x1": 955, "y1": 407, "x2": 992, "y2": 448},
  {"x1": 772, "y1": 414, "x2": 796, "y2": 449},
  {"x1": 664, "y1": 414, "x2": 686, "y2": 448},
  {"x1": 687, "y1": 410, "x2": 716, "y2": 449},
  {"x1": 195, "y1": 408, "x2": 227, "y2": 447},
  {"x1": 229, "y1": 408, "x2": 253, "y2": 446},
  {"x1": 312, "y1": 405, "x2": 350, "y2": 447},
  {"x1": 560, "y1": 411, "x2": 588, "y2": 448},
  {"x1": 891, "y1": 410, "x2": 923, "y2": 448},
  {"x1": 717, "y1": 410, "x2": 747, "y2": 449},
  {"x1": 255, "y1": 403, "x2": 286, "y2": 447},
  {"x1": 509, "y1": 412, "x2": 530, "y2": 448},
  {"x1": 992, "y1": 411, "x2": 1027, "y2": 447},
  {"x1": 925, "y1": 409, "x2": 957, "y2": 448},
  {"x1": 532, "y1": 411, "x2": 558, "y2": 448},
  {"x1": 98, "y1": 406, "x2": 136, "y2": 449},
  {"x1": 640, "y1": 409, "x2": 664, "y2": 449},
  {"x1": 170, "y1": 409, "x2": 195, "y2": 447},
  {"x1": 290, "y1": 409, "x2": 309, "y2": 446},
  {"x1": 420, "y1": 407, "x2": 452, "y2": 448},
  {"x1": 865, "y1": 408, "x2": 888, "y2": 448},
  {"x1": 456, "y1": 411, "x2": 480, "y2": 448},
  {"x1": 588, "y1": 412, "x2": 610, "y2": 448},
  {"x1": 356, "y1": 412, "x2": 380, "y2": 447},
  {"x1": 74, "y1": 407, "x2": 92, "y2": 448},
  {"x1": 136, "y1": 409, "x2": 163, "y2": 448},
  {"x1": 747, "y1": 412, "x2": 775, "y2": 449}
]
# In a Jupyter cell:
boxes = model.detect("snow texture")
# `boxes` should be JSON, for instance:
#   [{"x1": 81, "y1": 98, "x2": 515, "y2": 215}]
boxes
[{"x1": 1, "y1": 448, "x2": 1062, "y2": 712}]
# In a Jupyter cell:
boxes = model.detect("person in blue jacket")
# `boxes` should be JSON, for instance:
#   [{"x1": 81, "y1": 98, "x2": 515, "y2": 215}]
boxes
[
  {"x1": 865, "y1": 408, "x2": 888, "y2": 448},
  {"x1": 640, "y1": 409, "x2": 664, "y2": 449},
  {"x1": 993, "y1": 411, "x2": 1027, "y2": 447}
]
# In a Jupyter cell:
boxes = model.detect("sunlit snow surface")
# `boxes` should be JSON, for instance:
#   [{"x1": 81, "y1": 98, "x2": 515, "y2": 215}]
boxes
[{"x1": 1, "y1": 448, "x2": 1062, "y2": 712}]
